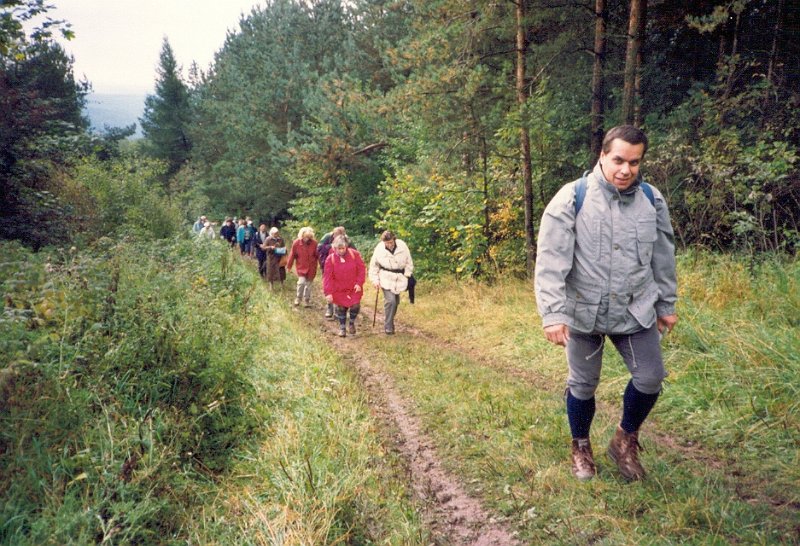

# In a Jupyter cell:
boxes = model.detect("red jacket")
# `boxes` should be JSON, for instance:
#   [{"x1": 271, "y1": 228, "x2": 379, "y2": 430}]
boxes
[
  {"x1": 286, "y1": 238, "x2": 319, "y2": 281},
  {"x1": 323, "y1": 248, "x2": 366, "y2": 307}
]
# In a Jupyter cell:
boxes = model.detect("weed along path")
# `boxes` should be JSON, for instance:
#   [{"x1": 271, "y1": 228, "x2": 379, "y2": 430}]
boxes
[{"x1": 311, "y1": 302, "x2": 521, "y2": 545}]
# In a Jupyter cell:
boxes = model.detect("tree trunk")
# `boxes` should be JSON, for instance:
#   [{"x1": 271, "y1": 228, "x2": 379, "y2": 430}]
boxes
[
  {"x1": 723, "y1": 8, "x2": 742, "y2": 100},
  {"x1": 765, "y1": 0, "x2": 784, "y2": 105},
  {"x1": 481, "y1": 135, "x2": 492, "y2": 274},
  {"x1": 622, "y1": 0, "x2": 646, "y2": 126},
  {"x1": 590, "y1": 0, "x2": 607, "y2": 162},
  {"x1": 516, "y1": 0, "x2": 535, "y2": 277},
  {"x1": 634, "y1": 0, "x2": 647, "y2": 127}
]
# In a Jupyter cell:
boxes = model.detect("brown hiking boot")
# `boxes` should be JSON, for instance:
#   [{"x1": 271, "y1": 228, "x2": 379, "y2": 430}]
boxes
[
  {"x1": 607, "y1": 426, "x2": 646, "y2": 480},
  {"x1": 571, "y1": 438, "x2": 596, "y2": 481},
  {"x1": 348, "y1": 322, "x2": 356, "y2": 335}
]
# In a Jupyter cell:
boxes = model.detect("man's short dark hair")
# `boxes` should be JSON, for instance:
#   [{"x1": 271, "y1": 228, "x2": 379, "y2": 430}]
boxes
[
  {"x1": 602, "y1": 125, "x2": 648, "y2": 155},
  {"x1": 381, "y1": 230, "x2": 396, "y2": 242}
]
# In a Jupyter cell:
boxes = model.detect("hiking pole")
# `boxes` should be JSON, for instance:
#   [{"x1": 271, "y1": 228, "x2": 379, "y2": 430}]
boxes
[{"x1": 372, "y1": 285, "x2": 379, "y2": 328}]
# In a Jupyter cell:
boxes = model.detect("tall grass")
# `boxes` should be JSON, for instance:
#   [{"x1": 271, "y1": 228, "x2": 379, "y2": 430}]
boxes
[
  {"x1": 367, "y1": 251, "x2": 799, "y2": 543},
  {"x1": 1, "y1": 237, "x2": 426, "y2": 544}
]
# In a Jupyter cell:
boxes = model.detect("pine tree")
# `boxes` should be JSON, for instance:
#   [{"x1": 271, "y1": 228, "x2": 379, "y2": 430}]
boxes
[{"x1": 140, "y1": 37, "x2": 191, "y2": 179}]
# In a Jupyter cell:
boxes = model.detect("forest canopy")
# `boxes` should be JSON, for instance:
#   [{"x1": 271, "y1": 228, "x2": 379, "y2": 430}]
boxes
[{"x1": 2, "y1": 0, "x2": 798, "y2": 275}]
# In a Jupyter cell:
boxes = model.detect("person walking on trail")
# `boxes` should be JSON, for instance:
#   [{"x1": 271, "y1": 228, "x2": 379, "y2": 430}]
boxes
[
  {"x1": 220, "y1": 217, "x2": 237, "y2": 247},
  {"x1": 369, "y1": 230, "x2": 414, "y2": 335},
  {"x1": 318, "y1": 226, "x2": 356, "y2": 320},
  {"x1": 534, "y1": 125, "x2": 678, "y2": 482},
  {"x1": 323, "y1": 236, "x2": 366, "y2": 337},
  {"x1": 198, "y1": 221, "x2": 216, "y2": 240},
  {"x1": 244, "y1": 218, "x2": 256, "y2": 257},
  {"x1": 236, "y1": 219, "x2": 247, "y2": 255},
  {"x1": 254, "y1": 223, "x2": 270, "y2": 279},
  {"x1": 286, "y1": 226, "x2": 319, "y2": 307},
  {"x1": 192, "y1": 215, "x2": 206, "y2": 234},
  {"x1": 264, "y1": 227, "x2": 287, "y2": 290}
]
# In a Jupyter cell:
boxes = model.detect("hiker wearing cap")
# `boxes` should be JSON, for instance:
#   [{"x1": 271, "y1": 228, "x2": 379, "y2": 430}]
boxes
[
  {"x1": 264, "y1": 227, "x2": 287, "y2": 289},
  {"x1": 323, "y1": 236, "x2": 366, "y2": 337},
  {"x1": 254, "y1": 223, "x2": 270, "y2": 278},
  {"x1": 286, "y1": 226, "x2": 318, "y2": 307},
  {"x1": 534, "y1": 125, "x2": 678, "y2": 482},
  {"x1": 369, "y1": 230, "x2": 414, "y2": 335}
]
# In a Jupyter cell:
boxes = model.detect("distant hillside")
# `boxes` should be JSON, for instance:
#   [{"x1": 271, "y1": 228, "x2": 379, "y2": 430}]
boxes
[{"x1": 84, "y1": 93, "x2": 146, "y2": 137}]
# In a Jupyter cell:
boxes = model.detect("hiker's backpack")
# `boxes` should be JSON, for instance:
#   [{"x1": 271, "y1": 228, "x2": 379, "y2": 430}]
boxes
[{"x1": 574, "y1": 171, "x2": 655, "y2": 214}]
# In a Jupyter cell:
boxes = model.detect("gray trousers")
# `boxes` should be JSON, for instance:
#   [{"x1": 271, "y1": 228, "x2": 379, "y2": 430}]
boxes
[
  {"x1": 295, "y1": 276, "x2": 313, "y2": 302},
  {"x1": 566, "y1": 324, "x2": 666, "y2": 400},
  {"x1": 335, "y1": 303, "x2": 360, "y2": 327},
  {"x1": 382, "y1": 289, "x2": 400, "y2": 332}
]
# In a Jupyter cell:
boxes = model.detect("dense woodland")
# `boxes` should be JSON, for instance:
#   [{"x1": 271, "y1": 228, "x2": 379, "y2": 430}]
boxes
[{"x1": 2, "y1": 0, "x2": 799, "y2": 274}]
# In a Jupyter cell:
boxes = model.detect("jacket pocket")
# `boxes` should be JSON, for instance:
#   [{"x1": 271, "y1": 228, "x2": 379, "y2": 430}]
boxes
[
  {"x1": 636, "y1": 219, "x2": 657, "y2": 265},
  {"x1": 627, "y1": 281, "x2": 658, "y2": 328},
  {"x1": 566, "y1": 284, "x2": 602, "y2": 333}
]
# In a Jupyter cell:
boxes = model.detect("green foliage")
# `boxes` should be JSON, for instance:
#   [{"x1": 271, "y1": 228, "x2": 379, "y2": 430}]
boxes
[
  {"x1": 379, "y1": 168, "x2": 486, "y2": 278},
  {"x1": 140, "y1": 38, "x2": 192, "y2": 180},
  {"x1": 189, "y1": 0, "x2": 353, "y2": 221},
  {"x1": 647, "y1": 85, "x2": 800, "y2": 252},
  {"x1": 72, "y1": 154, "x2": 183, "y2": 241},
  {"x1": 1, "y1": 35, "x2": 89, "y2": 249},
  {"x1": 0, "y1": 238, "x2": 261, "y2": 543}
]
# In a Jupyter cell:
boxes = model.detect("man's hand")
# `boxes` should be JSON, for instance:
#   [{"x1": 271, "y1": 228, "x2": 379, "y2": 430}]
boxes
[
  {"x1": 325, "y1": 294, "x2": 333, "y2": 303},
  {"x1": 543, "y1": 324, "x2": 570, "y2": 347},
  {"x1": 354, "y1": 284, "x2": 362, "y2": 293},
  {"x1": 657, "y1": 314, "x2": 678, "y2": 335}
]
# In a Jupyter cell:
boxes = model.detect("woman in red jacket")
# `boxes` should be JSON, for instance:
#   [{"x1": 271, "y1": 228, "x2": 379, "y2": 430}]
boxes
[
  {"x1": 323, "y1": 236, "x2": 366, "y2": 337},
  {"x1": 286, "y1": 226, "x2": 319, "y2": 307}
]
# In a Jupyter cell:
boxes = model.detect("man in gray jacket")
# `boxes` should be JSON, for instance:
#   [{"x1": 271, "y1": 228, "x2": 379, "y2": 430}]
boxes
[{"x1": 534, "y1": 125, "x2": 678, "y2": 481}]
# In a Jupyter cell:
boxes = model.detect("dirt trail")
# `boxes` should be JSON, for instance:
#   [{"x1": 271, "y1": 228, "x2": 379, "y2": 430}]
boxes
[{"x1": 305, "y1": 302, "x2": 520, "y2": 546}]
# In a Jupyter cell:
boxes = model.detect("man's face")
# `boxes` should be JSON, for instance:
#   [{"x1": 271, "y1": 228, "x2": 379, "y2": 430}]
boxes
[
  {"x1": 599, "y1": 139, "x2": 645, "y2": 191},
  {"x1": 335, "y1": 245, "x2": 347, "y2": 256},
  {"x1": 383, "y1": 239, "x2": 396, "y2": 251}
]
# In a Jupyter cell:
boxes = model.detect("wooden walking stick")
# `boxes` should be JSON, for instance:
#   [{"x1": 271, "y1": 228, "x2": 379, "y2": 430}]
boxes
[{"x1": 372, "y1": 285, "x2": 379, "y2": 328}]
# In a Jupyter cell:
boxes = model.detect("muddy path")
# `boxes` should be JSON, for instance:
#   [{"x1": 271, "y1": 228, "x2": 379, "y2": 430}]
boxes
[{"x1": 298, "y1": 299, "x2": 520, "y2": 546}]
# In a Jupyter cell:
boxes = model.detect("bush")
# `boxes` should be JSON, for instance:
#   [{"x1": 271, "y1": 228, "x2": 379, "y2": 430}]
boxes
[{"x1": 0, "y1": 237, "x2": 261, "y2": 543}]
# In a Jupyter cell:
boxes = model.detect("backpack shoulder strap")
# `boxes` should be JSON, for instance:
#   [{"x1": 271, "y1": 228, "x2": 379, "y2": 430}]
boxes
[
  {"x1": 574, "y1": 171, "x2": 591, "y2": 214},
  {"x1": 641, "y1": 182, "x2": 656, "y2": 207}
]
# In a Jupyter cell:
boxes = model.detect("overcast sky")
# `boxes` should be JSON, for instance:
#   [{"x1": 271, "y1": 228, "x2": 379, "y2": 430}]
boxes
[{"x1": 45, "y1": 0, "x2": 262, "y2": 94}]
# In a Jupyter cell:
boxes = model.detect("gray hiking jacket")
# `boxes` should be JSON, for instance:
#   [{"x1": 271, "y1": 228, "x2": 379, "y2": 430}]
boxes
[{"x1": 534, "y1": 164, "x2": 677, "y2": 335}]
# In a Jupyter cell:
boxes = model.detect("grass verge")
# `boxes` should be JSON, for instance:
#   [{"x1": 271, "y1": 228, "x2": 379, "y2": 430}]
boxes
[{"x1": 355, "y1": 251, "x2": 798, "y2": 543}]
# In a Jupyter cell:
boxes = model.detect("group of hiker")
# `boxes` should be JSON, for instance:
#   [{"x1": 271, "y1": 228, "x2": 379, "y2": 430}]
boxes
[
  {"x1": 192, "y1": 125, "x2": 679, "y2": 484},
  {"x1": 192, "y1": 219, "x2": 415, "y2": 337}
]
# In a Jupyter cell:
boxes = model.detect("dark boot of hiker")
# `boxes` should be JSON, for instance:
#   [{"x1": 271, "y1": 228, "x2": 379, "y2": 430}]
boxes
[
  {"x1": 571, "y1": 438, "x2": 596, "y2": 481},
  {"x1": 608, "y1": 426, "x2": 646, "y2": 480},
  {"x1": 348, "y1": 321, "x2": 356, "y2": 335}
]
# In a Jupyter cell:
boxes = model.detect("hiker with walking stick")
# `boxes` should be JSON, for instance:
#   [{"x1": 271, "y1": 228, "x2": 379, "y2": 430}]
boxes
[{"x1": 368, "y1": 230, "x2": 414, "y2": 335}]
